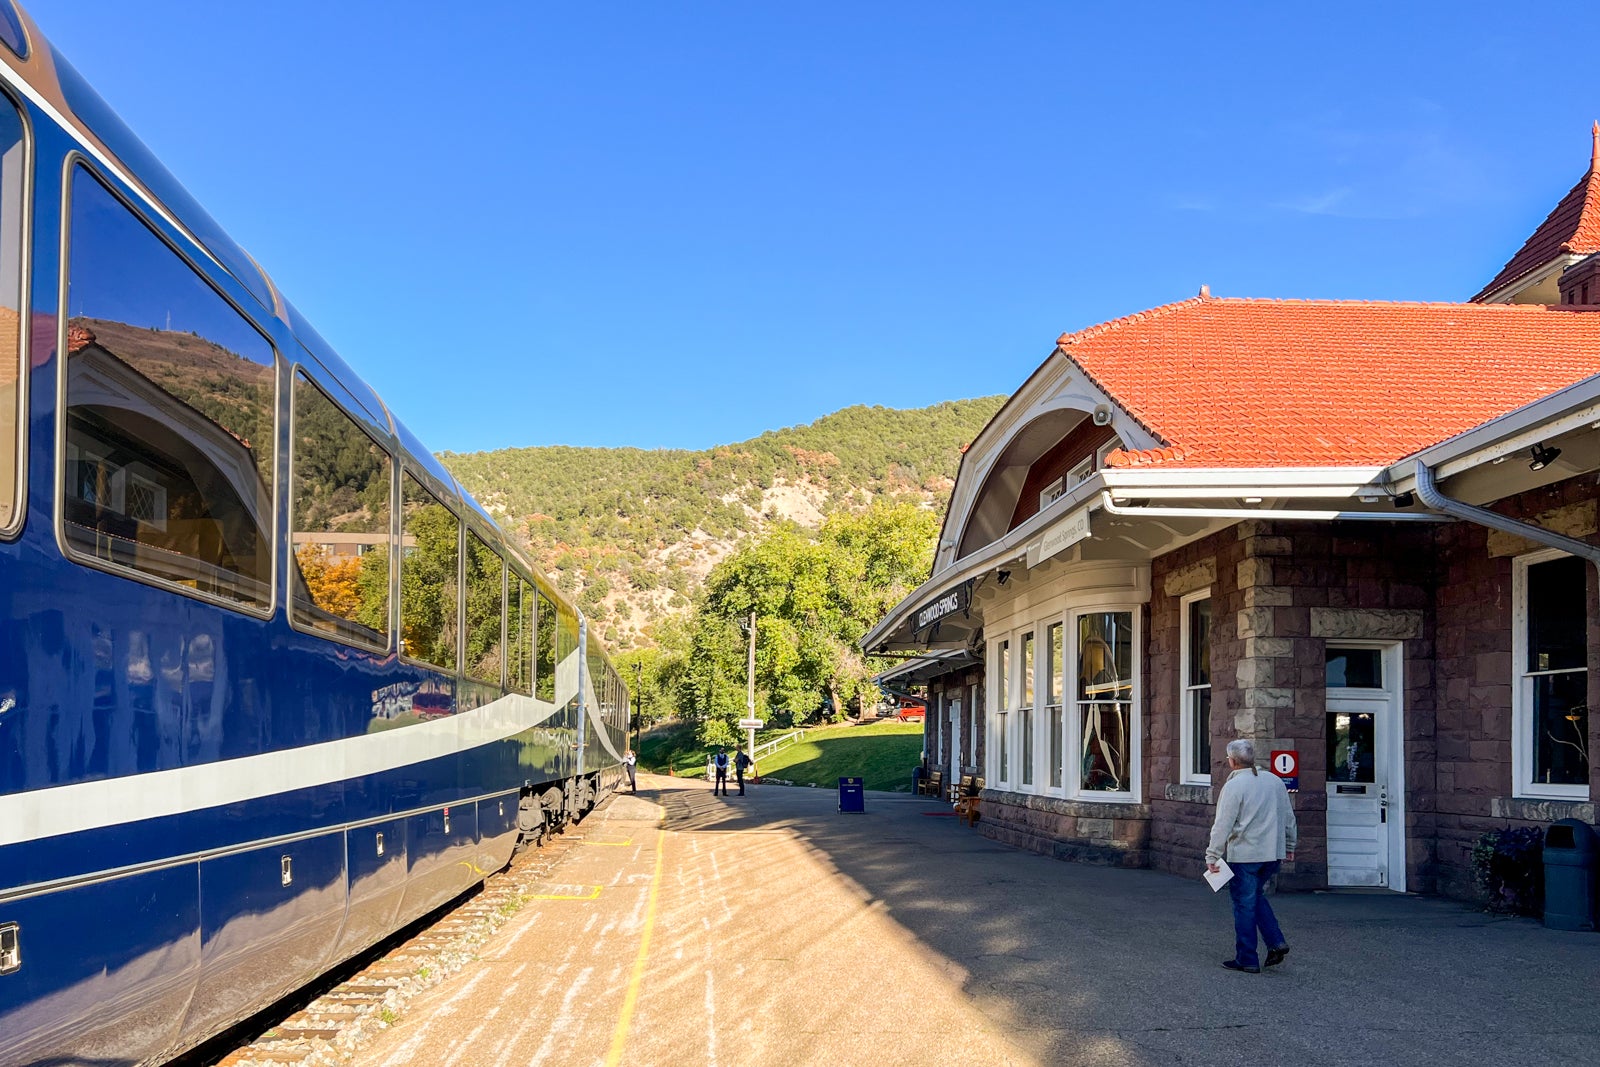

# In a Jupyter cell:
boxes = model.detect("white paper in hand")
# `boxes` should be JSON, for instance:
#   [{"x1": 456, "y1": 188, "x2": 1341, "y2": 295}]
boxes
[{"x1": 1204, "y1": 860, "x2": 1234, "y2": 892}]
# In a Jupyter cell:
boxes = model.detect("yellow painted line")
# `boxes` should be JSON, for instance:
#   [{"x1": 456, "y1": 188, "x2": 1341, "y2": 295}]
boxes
[
  {"x1": 583, "y1": 837, "x2": 634, "y2": 847},
  {"x1": 531, "y1": 884, "x2": 602, "y2": 901},
  {"x1": 604, "y1": 827, "x2": 665, "y2": 1067}
]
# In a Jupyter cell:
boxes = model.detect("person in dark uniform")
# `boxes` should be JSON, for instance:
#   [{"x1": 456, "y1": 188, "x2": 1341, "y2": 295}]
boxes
[
  {"x1": 712, "y1": 748, "x2": 729, "y2": 796},
  {"x1": 735, "y1": 750, "x2": 752, "y2": 795}
]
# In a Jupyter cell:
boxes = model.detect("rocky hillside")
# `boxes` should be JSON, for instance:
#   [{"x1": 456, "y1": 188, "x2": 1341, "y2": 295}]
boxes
[{"x1": 440, "y1": 397, "x2": 1005, "y2": 648}]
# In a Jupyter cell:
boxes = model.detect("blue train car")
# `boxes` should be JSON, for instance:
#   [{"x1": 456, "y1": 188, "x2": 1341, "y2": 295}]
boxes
[{"x1": 0, "y1": 4, "x2": 628, "y2": 1062}]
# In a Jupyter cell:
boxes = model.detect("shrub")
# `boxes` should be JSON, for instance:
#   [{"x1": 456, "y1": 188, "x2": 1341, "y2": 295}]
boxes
[{"x1": 1472, "y1": 826, "x2": 1544, "y2": 917}]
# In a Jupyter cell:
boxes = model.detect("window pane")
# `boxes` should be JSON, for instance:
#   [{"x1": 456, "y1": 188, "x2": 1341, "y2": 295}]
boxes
[
  {"x1": 1326, "y1": 711, "x2": 1376, "y2": 783},
  {"x1": 535, "y1": 587, "x2": 557, "y2": 702},
  {"x1": 464, "y1": 532, "x2": 504, "y2": 685},
  {"x1": 1020, "y1": 707, "x2": 1033, "y2": 785},
  {"x1": 400, "y1": 474, "x2": 459, "y2": 670},
  {"x1": 1188, "y1": 598, "x2": 1211, "y2": 686},
  {"x1": 1047, "y1": 622, "x2": 1062, "y2": 705},
  {"x1": 1049, "y1": 704, "x2": 1063, "y2": 788},
  {"x1": 998, "y1": 711, "x2": 1008, "y2": 780},
  {"x1": 1532, "y1": 671, "x2": 1589, "y2": 787},
  {"x1": 65, "y1": 167, "x2": 276, "y2": 608},
  {"x1": 556, "y1": 605, "x2": 580, "y2": 709},
  {"x1": 1080, "y1": 702, "x2": 1131, "y2": 792},
  {"x1": 1326, "y1": 648, "x2": 1382, "y2": 688},
  {"x1": 290, "y1": 372, "x2": 390, "y2": 648},
  {"x1": 998, "y1": 640, "x2": 1010, "y2": 710},
  {"x1": 1190, "y1": 687, "x2": 1212, "y2": 777},
  {"x1": 0, "y1": 108, "x2": 23, "y2": 529},
  {"x1": 1528, "y1": 556, "x2": 1588, "y2": 673},
  {"x1": 1078, "y1": 612, "x2": 1133, "y2": 703},
  {"x1": 1022, "y1": 631, "x2": 1035, "y2": 707}
]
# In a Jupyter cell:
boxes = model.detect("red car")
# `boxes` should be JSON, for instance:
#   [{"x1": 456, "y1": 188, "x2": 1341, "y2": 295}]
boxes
[{"x1": 897, "y1": 705, "x2": 926, "y2": 722}]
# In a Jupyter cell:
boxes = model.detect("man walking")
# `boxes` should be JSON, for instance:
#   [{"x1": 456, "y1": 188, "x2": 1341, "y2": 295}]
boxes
[
  {"x1": 735, "y1": 750, "x2": 752, "y2": 795},
  {"x1": 1206, "y1": 739, "x2": 1296, "y2": 973},
  {"x1": 712, "y1": 748, "x2": 730, "y2": 796}
]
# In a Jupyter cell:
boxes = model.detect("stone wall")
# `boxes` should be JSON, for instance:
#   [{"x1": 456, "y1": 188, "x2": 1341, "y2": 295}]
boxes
[
  {"x1": 978, "y1": 790, "x2": 1150, "y2": 867},
  {"x1": 1145, "y1": 519, "x2": 1437, "y2": 892},
  {"x1": 1431, "y1": 481, "x2": 1600, "y2": 900}
]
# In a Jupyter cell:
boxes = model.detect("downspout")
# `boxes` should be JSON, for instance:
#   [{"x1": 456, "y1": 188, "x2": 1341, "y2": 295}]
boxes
[{"x1": 1412, "y1": 460, "x2": 1600, "y2": 570}]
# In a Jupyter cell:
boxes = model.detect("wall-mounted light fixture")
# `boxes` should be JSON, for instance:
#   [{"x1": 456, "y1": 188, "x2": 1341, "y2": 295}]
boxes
[
  {"x1": 996, "y1": 569, "x2": 1012, "y2": 586},
  {"x1": 1529, "y1": 443, "x2": 1561, "y2": 471},
  {"x1": 1392, "y1": 492, "x2": 1415, "y2": 508}
]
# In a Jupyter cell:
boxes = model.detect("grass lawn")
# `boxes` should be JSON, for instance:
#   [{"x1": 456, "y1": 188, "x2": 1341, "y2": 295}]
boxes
[
  {"x1": 753, "y1": 721, "x2": 924, "y2": 792},
  {"x1": 638, "y1": 720, "x2": 926, "y2": 792}
]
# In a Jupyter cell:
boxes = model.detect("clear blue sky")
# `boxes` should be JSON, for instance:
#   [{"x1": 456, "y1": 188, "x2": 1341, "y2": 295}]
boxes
[{"x1": 21, "y1": 1, "x2": 1600, "y2": 452}]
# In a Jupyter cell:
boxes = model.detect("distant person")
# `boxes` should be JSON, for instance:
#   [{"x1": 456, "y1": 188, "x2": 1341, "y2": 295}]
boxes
[
  {"x1": 623, "y1": 749, "x2": 637, "y2": 792},
  {"x1": 735, "y1": 750, "x2": 752, "y2": 795},
  {"x1": 712, "y1": 748, "x2": 730, "y2": 796},
  {"x1": 1206, "y1": 739, "x2": 1297, "y2": 973}
]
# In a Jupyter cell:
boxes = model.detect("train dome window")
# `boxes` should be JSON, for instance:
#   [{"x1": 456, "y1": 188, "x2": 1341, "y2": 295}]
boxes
[
  {"x1": 290, "y1": 370, "x2": 392, "y2": 650},
  {"x1": 0, "y1": 99, "x2": 22, "y2": 535},
  {"x1": 508, "y1": 576, "x2": 534, "y2": 695},
  {"x1": 464, "y1": 532, "x2": 505, "y2": 685},
  {"x1": 534, "y1": 585, "x2": 557, "y2": 704},
  {"x1": 62, "y1": 166, "x2": 276, "y2": 610},
  {"x1": 0, "y1": 4, "x2": 25, "y2": 59},
  {"x1": 400, "y1": 473, "x2": 460, "y2": 671}
]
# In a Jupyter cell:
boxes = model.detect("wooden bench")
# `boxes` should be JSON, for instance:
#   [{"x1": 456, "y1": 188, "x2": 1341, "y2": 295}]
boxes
[
  {"x1": 953, "y1": 775, "x2": 984, "y2": 826},
  {"x1": 922, "y1": 769, "x2": 944, "y2": 799}
]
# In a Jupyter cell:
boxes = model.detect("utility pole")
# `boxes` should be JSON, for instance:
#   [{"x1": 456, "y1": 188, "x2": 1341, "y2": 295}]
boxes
[
  {"x1": 632, "y1": 661, "x2": 642, "y2": 754},
  {"x1": 745, "y1": 610, "x2": 758, "y2": 769}
]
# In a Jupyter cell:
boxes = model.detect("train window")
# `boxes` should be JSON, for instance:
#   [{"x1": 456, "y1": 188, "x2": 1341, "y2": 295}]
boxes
[
  {"x1": 0, "y1": 99, "x2": 21, "y2": 534},
  {"x1": 534, "y1": 586, "x2": 556, "y2": 703},
  {"x1": 464, "y1": 532, "x2": 504, "y2": 685},
  {"x1": 63, "y1": 165, "x2": 276, "y2": 609},
  {"x1": 508, "y1": 577, "x2": 533, "y2": 695},
  {"x1": 557, "y1": 605, "x2": 580, "y2": 709},
  {"x1": 400, "y1": 473, "x2": 459, "y2": 671},
  {"x1": 289, "y1": 371, "x2": 391, "y2": 650}
]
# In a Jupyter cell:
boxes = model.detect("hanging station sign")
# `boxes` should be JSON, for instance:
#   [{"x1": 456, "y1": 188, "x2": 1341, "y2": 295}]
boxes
[
  {"x1": 911, "y1": 579, "x2": 973, "y2": 636},
  {"x1": 1027, "y1": 503, "x2": 1093, "y2": 569}
]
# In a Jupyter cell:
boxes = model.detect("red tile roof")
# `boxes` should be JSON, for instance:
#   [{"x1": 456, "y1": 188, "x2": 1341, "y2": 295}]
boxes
[
  {"x1": 1055, "y1": 296, "x2": 1600, "y2": 469},
  {"x1": 1473, "y1": 125, "x2": 1600, "y2": 301}
]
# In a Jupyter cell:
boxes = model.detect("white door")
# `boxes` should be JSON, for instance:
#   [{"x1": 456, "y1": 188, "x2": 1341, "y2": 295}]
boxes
[
  {"x1": 948, "y1": 698, "x2": 962, "y2": 794},
  {"x1": 1324, "y1": 645, "x2": 1403, "y2": 890}
]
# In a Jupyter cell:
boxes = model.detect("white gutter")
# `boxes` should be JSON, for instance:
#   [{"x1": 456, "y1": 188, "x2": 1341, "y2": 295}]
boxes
[
  {"x1": 1412, "y1": 461, "x2": 1600, "y2": 570},
  {"x1": 1097, "y1": 493, "x2": 1448, "y2": 523}
]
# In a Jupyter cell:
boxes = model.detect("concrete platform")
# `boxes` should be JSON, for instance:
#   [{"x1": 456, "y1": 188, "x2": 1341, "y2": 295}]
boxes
[{"x1": 353, "y1": 775, "x2": 1600, "y2": 1067}]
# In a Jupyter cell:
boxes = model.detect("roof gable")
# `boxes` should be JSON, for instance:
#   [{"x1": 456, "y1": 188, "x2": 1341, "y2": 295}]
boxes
[{"x1": 1056, "y1": 297, "x2": 1600, "y2": 469}]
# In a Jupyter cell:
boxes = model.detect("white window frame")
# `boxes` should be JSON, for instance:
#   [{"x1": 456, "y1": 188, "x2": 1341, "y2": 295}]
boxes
[
  {"x1": 1069, "y1": 606, "x2": 1142, "y2": 802},
  {"x1": 1020, "y1": 629, "x2": 1036, "y2": 787},
  {"x1": 1512, "y1": 548, "x2": 1591, "y2": 801},
  {"x1": 1046, "y1": 619, "x2": 1065, "y2": 792},
  {"x1": 1095, "y1": 437, "x2": 1119, "y2": 468},
  {"x1": 989, "y1": 636, "x2": 1011, "y2": 785},
  {"x1": 1179, "y1": 589, "x2": 1212, "y2": 785}
]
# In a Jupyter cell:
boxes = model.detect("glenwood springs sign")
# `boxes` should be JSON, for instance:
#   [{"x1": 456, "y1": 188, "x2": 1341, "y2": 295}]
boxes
[{"x1": 912, "y1": 580, "x2": 972, "y2": 634}]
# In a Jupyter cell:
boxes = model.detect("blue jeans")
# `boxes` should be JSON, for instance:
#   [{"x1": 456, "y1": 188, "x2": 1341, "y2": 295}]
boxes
[{"x1": 1228, "y1": 860, "x2": 1286, "y2": 969}]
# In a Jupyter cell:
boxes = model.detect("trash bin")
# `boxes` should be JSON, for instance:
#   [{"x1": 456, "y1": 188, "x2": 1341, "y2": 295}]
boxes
[
  {"x1": 838, "y1": 776, "x2": 865, "y2": 814},
  {"x1": 1542, "y1": 818, "x2": 1597, "y2": 931},
  {"x1": 911, "y1": 766, "x2": 926, "y2": 795}
]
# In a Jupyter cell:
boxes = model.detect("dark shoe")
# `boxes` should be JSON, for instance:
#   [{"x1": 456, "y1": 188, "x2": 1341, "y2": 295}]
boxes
[
  {"x1": 1222, "y1": 960, "x2": 1260, "y2": 974},
  {"x1": 1265, "y1": 945, "x2": 1290, "y2": 968}
]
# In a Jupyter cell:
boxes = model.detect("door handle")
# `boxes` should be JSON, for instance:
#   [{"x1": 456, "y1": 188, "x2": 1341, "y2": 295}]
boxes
[{"x1": 1379, "y1": 788, "x2": 1388, "y2": 824}]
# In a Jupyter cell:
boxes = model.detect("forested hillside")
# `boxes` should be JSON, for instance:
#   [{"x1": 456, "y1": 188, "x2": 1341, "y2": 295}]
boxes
[{"x1": 440, "y1": 397, "x2": 1005, "y2": 647}]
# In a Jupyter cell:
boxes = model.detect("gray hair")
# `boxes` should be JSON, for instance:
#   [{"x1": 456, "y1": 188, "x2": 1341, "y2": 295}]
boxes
[{"x1": 1226, "y1": 739, "x2": 1257, "y2": 766}]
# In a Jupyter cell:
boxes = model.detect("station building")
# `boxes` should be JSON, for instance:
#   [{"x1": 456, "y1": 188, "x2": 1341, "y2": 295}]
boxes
[{"x1": 867, "y1": 136, "x2": 1600, "y2": 900}]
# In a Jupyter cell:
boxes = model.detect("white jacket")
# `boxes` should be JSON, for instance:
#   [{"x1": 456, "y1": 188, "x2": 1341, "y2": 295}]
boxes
[{"x1": 1206, "y1": 767, "x2": 1297, "y2": 864}]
